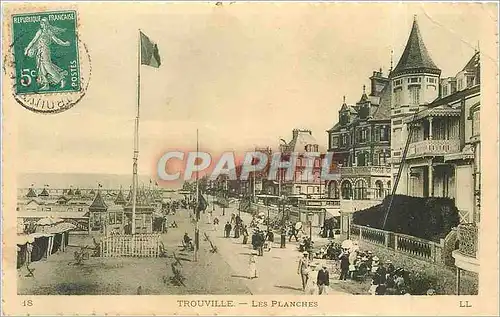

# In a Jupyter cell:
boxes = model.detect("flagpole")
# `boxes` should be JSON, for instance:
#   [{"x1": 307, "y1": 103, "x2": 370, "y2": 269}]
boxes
[
  {"x1": 194, "y1": 128, "x2": 200, "y2": 262},
  {"x1": 131, "y1": 29, "x2": 141, "y2": 235}
]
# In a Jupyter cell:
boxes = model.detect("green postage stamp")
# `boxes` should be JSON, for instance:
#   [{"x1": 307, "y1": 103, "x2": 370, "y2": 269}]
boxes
[{"x1": 11, "y1": 11, "x2": 80, "y2": 95}]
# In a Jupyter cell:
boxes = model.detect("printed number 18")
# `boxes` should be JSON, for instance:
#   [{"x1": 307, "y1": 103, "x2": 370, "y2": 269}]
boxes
[
  {"x1": 20, "y1": 69, "x2": 37, "y2": 87},
  {"x1": 22, "y1": 300, "x2": 33, "y2": 307}
]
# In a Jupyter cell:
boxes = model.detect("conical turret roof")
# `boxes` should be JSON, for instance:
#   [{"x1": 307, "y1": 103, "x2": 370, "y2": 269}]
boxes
[
  {"x1": 391, "y1": 17, "x2": 441, "y2": 77},
  {"x1": 89, "y1": 190, "x2": 108, "y2": 211},
  {"x1": 39, "y1": 188, "x2": 49, "y2": 197}
]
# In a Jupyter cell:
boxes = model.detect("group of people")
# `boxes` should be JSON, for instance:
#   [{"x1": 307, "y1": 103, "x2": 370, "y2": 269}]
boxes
[
  {"x1": 223, "y1": 213, "x2": 245, "y2": 238},
  {"x1": 297, "y1": 251, "x2": 331, "y2": 295},
  {"x1": 368, "y1": 257, "x2": 410, "y2": 295},
  {"x1": 335, "y1": 240, "x2": 419, "y2": 295},
  {"x1": 250, "y1": 228, "x2": 275, "y2": 256}
]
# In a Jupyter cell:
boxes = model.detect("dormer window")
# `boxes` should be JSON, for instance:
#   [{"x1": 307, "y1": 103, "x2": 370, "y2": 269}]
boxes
[
  {"x1": 467, "y1": 76, "x2": 475, "y2": 88},
  {"x1": 340, "y1": 112, "x2": 349, "y2": 125}
]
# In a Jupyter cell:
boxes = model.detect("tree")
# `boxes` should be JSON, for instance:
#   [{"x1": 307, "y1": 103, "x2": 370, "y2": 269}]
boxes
[
  {"x1": 182, "y1": 181, "x2": 193, "y2": 192},
  {"x1": 199, "y1": 176, "x2": 208, "y2": 193}
]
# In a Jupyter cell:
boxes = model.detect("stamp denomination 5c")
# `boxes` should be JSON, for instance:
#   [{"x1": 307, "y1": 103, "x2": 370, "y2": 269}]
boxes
[
  {"x1": 4, "y1": 8, "x2": 91, "y2": 114},
  {"x1": 12, "y1": 11, "x2": 80, "y2": 95}
]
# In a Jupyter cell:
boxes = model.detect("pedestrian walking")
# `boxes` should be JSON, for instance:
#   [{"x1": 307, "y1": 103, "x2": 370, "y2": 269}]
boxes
[
  {"x1": 257, "y1": 230, "x2": 264, "y2": 256},
  {"x1": 242, "y1": 225, "x2": 249, "y2": 244},
  {"x1": 338, "y1": 249, "x2": 350, "y2": 280},
  {"x1": 289, "y1": 225, "x2": 299, "y2": 242},
  {"x1": 234, "y1": 223, "x2": 240, "y2": 238},
  {"x1": 224, "y1": 221, "x2": 232, "y2": 238},
  {"x1": 266, "y1": 229, "x2": 274, "y2": 251},
  {"x1": 297, "y1": 251, "x2": 310, "y2": 291},
  {"x1": 207, "y1": 211, "x2": 212, "y2": 225},
  {"x1": 317, "y1": 265, "x2": 330, "y2": 295},
  {"x1": 213, "y1": 217, "x2": 219, "y2": 232},
  {"x1": 248, "y1": 251, "x2": 258, "y2": 279},
  {"x1": 304, "y1": 264, "x2": 318, "y2": 295}
]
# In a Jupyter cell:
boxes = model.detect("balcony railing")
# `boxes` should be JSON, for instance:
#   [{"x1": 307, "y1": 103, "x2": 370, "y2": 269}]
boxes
[
  {"x1": 407, "y1": 140, "x2": 460, "y2": 158},
  {"x1": 457, "y1": 223, "x2": 478, "y2": 259},
  {"x1": 340, "y1": 166, "x2": 391, "y2": 176}
]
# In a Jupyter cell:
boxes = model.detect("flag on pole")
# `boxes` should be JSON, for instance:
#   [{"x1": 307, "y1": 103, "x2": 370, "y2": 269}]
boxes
[{"x1": 140, "y1": 31, "x2": 161, "y2": 68}]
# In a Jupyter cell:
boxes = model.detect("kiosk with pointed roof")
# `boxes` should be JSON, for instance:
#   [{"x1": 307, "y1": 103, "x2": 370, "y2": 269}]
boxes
[
  {"x1": 114, "y1": 188, "x2": 127, "y2": 205},
  {"x1": 123, "y1": 188, "x2": 154, "y2": 234},
  {"x1": 89, "y1": 190, "x2": 108, "y2": 232},
  {"x1": 38, "y1": 187, "x2": 50, "y2": 197},
  {"x1": 26, "y1": 187, "x2": 37, "y2": 198}
]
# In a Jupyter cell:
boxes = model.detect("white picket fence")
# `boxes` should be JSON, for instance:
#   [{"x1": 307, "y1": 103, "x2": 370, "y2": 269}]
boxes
[{"x1": 100, "y1": 234, "x2": 161, "y2": 257}]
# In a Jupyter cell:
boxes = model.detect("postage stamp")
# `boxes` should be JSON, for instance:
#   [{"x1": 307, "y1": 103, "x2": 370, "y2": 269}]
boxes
[
  {"x1": 4, "y1": 8, "x2": 91, "y2": 114},
  {"x1": 1, "y1": 2, "x2": 499, "y2": 317},
  {"x1": 12, "y1": 11, "x2": 80, "y2": 95}
]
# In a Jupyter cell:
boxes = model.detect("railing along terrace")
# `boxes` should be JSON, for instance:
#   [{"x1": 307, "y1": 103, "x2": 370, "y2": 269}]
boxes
[
  {"x1": 358, "y1": 225, "x2": 386, "y2": 246},
  {"x1": 350, "y1": 224, "x2": 443, "y2": 264},
  {"x1": 394, "y1": 232, "x2": 433, "y2": 260},
  {"x1": 457, "y1": 223, "x2": 478, "y2": 258}
]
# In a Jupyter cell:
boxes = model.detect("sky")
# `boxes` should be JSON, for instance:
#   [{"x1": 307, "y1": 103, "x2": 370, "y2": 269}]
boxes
[{"x1": 5, "y1": 2, "x2": 497, "y2": 179}]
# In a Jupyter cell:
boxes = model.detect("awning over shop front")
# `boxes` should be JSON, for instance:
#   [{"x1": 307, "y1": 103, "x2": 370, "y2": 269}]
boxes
[
  {"x1": 323, "y1": 208, "x2": 341, "y2": 217},
  {"x1": 18, "y1": 211, "x2": 89, "y2": 219}
]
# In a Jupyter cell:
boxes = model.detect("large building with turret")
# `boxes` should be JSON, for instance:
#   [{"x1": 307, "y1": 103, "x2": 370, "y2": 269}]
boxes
[{"x1": 389, "y1": 17, "x2": 480, "y2": 225}]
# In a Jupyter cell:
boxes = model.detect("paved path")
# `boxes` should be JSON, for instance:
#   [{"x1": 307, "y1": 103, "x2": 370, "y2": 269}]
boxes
[{"x1": 200, "y1": 199, "x2": 348, "y2": 295}]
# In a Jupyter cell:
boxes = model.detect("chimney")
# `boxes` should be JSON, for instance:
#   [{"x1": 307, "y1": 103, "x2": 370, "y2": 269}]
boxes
[
  {"x1": 292, "y1": 129, "x2": 299, "y2": 139},
  {"x1": 369, "y1": 69, "x2": 389, "y2": 97}
]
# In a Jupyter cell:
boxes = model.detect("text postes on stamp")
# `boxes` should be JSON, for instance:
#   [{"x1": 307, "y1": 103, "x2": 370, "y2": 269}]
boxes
[
  {"x1": 12, "y1": 11, "x2": 80, "y2": 95},
  {"x1": 6, "y1": 9, "x2": 91, "y2": 114}
]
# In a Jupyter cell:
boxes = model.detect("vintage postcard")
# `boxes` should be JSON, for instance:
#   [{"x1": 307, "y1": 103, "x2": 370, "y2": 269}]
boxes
[{"x1": 1, "y1": 1, "x2": 499, "y2": 316}]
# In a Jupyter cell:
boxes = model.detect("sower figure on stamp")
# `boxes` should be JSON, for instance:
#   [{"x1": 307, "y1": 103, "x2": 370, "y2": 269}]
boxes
[
  {"x1": 297, "y1": 251, "x2": 310, "y2": 291},
  {"x1": 24, "y1": 17, "x2": 70, "y2": 91}
]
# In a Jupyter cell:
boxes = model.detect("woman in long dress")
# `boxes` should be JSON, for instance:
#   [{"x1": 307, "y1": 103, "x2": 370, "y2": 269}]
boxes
[
  {"x1": 304, "y1": 264, "x2": 319, "y2": 295},
  {"x1": 248, "y1": 251, "x2": 258, "y2": 279},
  {"x1": 24, "y1": 17, "x2": 70, "y2": 90}
]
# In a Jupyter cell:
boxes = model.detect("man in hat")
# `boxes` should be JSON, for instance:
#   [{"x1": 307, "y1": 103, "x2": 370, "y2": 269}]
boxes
[
  {"x1": 289, "y1": 224, "x2": 299, "y2": 242},
  {"x1": 224, "y1": 221, "x2": 232, "y2": 238},
  {"x1": 297, "y1": 251, "x2": 310, "y2": 291},
  {"x1": 317, "y1": 265, "x2": 330, "y2": 295},
  {"x1": 338, "y1": 248, "x2": 350, "y2": 280}
]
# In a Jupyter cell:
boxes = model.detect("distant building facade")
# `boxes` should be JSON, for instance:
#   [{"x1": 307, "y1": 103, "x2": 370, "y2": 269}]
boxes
[
  {"x1": 326, "y1": 71, "x2": 392, "y2": 211},
  {"x1": 277, "y1": 129, "x2": 324, "y2": 197}
]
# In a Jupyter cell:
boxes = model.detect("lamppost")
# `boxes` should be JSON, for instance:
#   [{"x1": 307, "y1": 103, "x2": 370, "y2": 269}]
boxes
[
  {"x1": 280, "y1": 194, "x2": 287, "y2": 248},
  {"x1": 308, "y1": 212, "x2": 314, "y2": 242}
]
